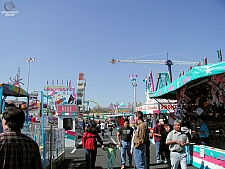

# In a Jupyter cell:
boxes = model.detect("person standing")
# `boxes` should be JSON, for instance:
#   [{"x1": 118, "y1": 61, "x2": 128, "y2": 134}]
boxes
[
  {"x1": 145, "y1": 126, "x2": 152, "y2": 169},
  {"x1": 166, "y1": 120, "x2": 189, "y2": 169},
  {"x1": 83, "y1": 120, "x2": 86, "y2": 131},
  {"x1": 197, "y1": 117, "x2": 210, "y2": 146},
  {"x1": 0, "y1": 107, "x2": 42, "y2": 169},
  {"x1": 133, "y1": 111, "x2": 148, "y2": 169},
  {"x1": 108, "y1": 122, "x2": 113, "y2": 136},
  {"x1": 160, "y1": 124, "x2": 173, "y2": 169},
  {"x1": 82, "y1": 124, "x2": 104, "y2": 169},
  {"x1": 153, "y1": 118, "x2": 165, "y2": 163},
  {"x1": 100, "y1": 121, "x2": 105, "y2": 138},
  {"x1": 117, "y1": 119, "x2": 133, "y2": 169}
]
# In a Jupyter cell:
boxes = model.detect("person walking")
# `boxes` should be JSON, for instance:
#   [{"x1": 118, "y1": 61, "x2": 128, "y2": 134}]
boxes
[
  {"x1": 133, "y1": 111, "x2": 148, "y2": 169},
  {"x1": 102, "y1": 142, "x2": 120, "y2": 169},
  {"x1": 166, "y1": 120, "x2": 189, "y2": 169},
  {"x1": 117, "y1": 119, "x2": 133, "y2": 169},
  {"x1": 0, "y1": 107, "x2": 42, "y2": 169},
  {"x1": 82, "y1": 124, "x2": 104, "y2": 169},
  {"x1": 153, "y1": 118, "x2": 165, "y2": 163},
  {"x1": 160, "y1": 124, "x2": 173, "y2": 169},
  {"x1": 100, "y1": 121, "x2": 105, "y2": 138},
  {"x1": 108, "y1": 122, "x2": 113, "y2": 136}
]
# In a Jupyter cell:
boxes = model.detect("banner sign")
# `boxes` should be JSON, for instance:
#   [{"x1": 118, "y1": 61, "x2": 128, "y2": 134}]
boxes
[
  {"x1": 44, "y1": 86, "x2": 73, "y2": 91},
  {"x1": 57, "y1": 105, "x2": 76, "y2": 113},
  {"x1": 136, "y1": 104, "x2": 177, "y2": 112}
]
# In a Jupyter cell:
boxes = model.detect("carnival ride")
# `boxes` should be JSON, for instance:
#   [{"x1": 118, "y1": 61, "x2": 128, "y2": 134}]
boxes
[
  {"x1": 110, "y1": 53, "x2": 201, "y2": 84},
  {"x1": 110, "y1": 53, "x2": 203, "y2": 121},
  {"x1": 1, "y1": 71, "x2": 90, "y2": 168}
]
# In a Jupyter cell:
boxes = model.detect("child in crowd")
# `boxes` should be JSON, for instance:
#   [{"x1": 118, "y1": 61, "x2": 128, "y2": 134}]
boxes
[{"x1": 103, "y1": 142, "x2": 120, "y2": 169}]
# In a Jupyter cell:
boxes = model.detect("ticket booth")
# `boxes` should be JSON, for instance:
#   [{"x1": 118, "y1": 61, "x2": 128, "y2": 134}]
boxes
[{"x1": 57, "y1": 104, "x2": 77, "y2": 148}]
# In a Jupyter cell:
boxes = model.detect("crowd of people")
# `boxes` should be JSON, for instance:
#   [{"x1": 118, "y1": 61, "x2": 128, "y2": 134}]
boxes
[
  {"x1": 82, "y1": 111, "x2": 150, "y2": 169},
  {"x1": 82, "y1": 112, "x2": 210, "y2": 169},
  {"x1": 0, "y1": 104, "x2": 208, "y2": 169}
]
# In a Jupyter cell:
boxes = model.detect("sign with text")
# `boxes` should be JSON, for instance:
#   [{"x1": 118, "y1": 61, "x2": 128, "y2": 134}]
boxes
[
  {"x1": 136, "y1": 104, "x2": 177, "y2": 113},
  {"x1": 57, "y1": 105, "x2": 76, "y2": 113}
]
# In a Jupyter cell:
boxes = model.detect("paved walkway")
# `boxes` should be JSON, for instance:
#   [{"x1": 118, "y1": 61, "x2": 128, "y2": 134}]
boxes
[{"x1": 57, "y1": 130, "x2": 197, "y2": 169}]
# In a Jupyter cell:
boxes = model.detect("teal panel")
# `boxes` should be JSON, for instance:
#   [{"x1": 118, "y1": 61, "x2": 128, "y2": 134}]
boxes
[
  {"x1": 150, "y1": 62, "x2": 225, "y2": 99},
  {"x1": 190, "y1": 145, "x2": 225, "y2": 160},
  {"x1": 65, "y1": 134, "x2": 76, "y2": 140}
]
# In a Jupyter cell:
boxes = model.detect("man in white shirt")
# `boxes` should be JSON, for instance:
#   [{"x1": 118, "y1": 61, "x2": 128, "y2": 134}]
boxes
[{"x1": 100, "y1": 122, "x2": 105, "y2": 138}]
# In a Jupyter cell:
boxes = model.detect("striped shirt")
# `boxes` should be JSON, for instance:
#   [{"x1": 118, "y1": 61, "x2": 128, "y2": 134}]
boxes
[
  {"x1": 166, "y1": 130, "x2": 189, "y2": 153},
  {"x1": 0, "y1": 128, "x2": 42, "y2": 169}
]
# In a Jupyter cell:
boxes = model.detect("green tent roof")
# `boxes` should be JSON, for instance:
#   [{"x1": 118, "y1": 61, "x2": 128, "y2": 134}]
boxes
[{"x1": 149, "y1": 62, "x2": 225, "y2": 99}]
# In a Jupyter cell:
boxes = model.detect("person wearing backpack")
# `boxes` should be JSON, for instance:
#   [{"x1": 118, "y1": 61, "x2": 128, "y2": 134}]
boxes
[{"x1": 82, "y1": 124, "x2": 104, "y2": 169}]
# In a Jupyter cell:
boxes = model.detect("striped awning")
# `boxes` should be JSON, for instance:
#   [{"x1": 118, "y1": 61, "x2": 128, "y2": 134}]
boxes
[{"x1": 0, "y1": 83, "x2": 29, "y2": 97}]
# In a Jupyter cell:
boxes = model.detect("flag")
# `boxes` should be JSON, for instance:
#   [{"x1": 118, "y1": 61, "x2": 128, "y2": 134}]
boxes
[
  {"x1": 143, "y1": 76, "x2": 148, "y2": 89},
  {"x1": 68, "y1": 80, "x2": 72, "y2": 88},
  {"x1": 149, "y1": 70, "x2": 154, "y2": 92},
  {"x1": 217, "y1": 49, "x2": 222, "y2": 62},
  {"x1": 109, "y1": 103, "x2": 116, "y2": 111},
  {"x1": 73, "y1": 87, "x2": 76, "y2": 102},
  {"x1": 203, "y1": 58, "x2": 207, "y2": 65}
]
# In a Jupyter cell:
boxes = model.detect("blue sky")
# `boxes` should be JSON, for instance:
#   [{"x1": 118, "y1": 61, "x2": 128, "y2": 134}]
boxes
[{"x1": 1, "y1": 0, "x2": 225, "y2": 108}]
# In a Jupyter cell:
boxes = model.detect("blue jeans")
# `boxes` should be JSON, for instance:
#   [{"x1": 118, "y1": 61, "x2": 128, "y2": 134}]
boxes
[
  {"x1": 120, "y1": 140, "x2": 132, "y2": 165},
  {"x1": 108, "y1": 156, "x2": 115, "y2": 169},
  {"x1": 155, "y1": 141, "x2": 161, "y2": 160},
  {"x1": 134, "y1": 144, "x2": 146, "y2": 169}
]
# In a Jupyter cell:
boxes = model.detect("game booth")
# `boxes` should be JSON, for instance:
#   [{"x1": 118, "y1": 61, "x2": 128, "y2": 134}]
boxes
[{"x1": 149, "y1": 61, "x2": 225, "y2": 169}]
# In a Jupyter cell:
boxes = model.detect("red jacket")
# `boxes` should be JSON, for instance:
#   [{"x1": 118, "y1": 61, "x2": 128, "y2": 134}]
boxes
[{"x1": 82, "y1": 132, "x2": 103, "y2": 150}]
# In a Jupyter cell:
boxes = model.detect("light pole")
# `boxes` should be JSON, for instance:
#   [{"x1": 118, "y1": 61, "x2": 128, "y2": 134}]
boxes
[
  {"x1": 129, "y1": 74, "x2": 138, "y2": 113},
  {"x1": 26, "y1": 57, "x2": 35, "y2": 93}
]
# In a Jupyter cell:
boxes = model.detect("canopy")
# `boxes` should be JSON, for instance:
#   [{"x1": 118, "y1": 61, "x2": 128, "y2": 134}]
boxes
[
  {"x1": 105, "y1": 113, "x2": 133, "y2": 117},
  {"x1": 149, "y1": 62, "x2": 225, "y2": 99},
  {"x1": 0, "y1": 83, "x2": 29, "y2": 97}
]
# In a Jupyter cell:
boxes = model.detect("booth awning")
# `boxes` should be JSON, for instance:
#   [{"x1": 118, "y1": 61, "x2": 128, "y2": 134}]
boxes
[
  {"x1": 149, "y1": 62, "x2": 225, "y2": 99},
  {"x1": 105, "y1": 113, "x2": 133, "y2": 117},
  {"x1": 0, "y1": 83, "x2": 29, "y2": 97}
]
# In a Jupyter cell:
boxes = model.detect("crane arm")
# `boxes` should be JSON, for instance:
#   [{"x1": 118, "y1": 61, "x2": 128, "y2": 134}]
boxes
[{"x1": 110, "y1": 59, "x2": 199, "y2": 65}]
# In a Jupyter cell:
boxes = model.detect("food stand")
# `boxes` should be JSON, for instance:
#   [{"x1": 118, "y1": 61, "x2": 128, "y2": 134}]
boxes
[{"x1": 149, "y1": 62, "x2": 225, "y2": 169}]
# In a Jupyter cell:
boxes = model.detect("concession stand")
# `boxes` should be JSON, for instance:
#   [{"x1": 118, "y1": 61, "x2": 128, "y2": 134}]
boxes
[{"x1": 149, "y1": 62, "x2": 225, "y2": 169}]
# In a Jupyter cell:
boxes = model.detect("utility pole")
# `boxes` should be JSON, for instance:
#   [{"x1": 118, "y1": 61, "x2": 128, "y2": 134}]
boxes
[
  {"x1": 26, "y1": 57, "x2": 35, "y2": 94},
  {"x1": 129, "y1": 74, "x2": 138, "y2": 113}
]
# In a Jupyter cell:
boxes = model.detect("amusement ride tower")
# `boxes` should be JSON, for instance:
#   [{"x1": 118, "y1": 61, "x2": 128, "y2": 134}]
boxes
[{"x1": 76, "y1": 73, "x2": 86, "y2": 118}]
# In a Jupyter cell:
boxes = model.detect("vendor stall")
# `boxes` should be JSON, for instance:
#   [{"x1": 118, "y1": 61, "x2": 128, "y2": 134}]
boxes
[{"x1": 149, "y1": 62, "x2": 225, "y2": 169}]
